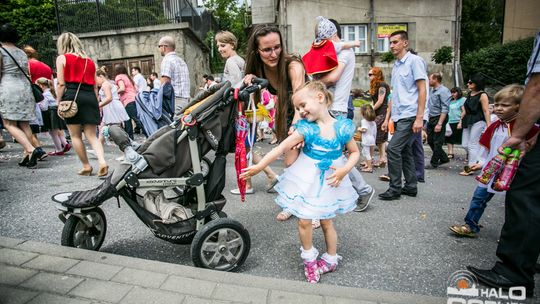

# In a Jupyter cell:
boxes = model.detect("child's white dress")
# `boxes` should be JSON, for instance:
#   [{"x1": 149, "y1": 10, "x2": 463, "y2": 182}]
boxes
[
  {"x1": 274, "y1": 116, "x2": 359, "y2": 219},
  {"x1": 99, "y1": 81, "x2": 129, "y2": 125}
]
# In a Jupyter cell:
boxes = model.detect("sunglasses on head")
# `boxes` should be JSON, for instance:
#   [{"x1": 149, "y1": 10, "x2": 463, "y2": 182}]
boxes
[
  {"x1": 467, "y1": 81, "x2": 473, "y2": 84},
  {"x1": 368, "y1": 73, "x2": 374, "y2": 76}
]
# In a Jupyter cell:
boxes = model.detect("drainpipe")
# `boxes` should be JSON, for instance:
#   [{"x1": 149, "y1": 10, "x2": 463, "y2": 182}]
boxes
[
  {"x1": 369, "y1": 0, "x2": 375, "y2": 67},
  {"x1": 454, "y1": 0, "x2": 462, "y2": 87}
]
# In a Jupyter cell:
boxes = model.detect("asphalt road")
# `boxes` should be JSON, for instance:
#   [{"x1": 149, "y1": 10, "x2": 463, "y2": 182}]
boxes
[{"x1": 1, "y1": 132, "x2": 538, "y2": 300}]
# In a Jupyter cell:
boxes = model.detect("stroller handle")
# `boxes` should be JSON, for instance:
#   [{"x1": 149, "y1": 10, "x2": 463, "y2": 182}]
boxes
[{"x1": 238, "y1": 77, "x2": 269, "y2": 102}]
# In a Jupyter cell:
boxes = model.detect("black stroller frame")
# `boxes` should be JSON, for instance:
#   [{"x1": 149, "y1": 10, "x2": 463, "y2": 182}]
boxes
[{"x1": 53, "y1": 79, "x2": 268, "y2": 272}]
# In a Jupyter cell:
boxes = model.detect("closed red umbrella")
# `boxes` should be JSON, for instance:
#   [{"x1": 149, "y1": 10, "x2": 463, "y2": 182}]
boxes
[{"x1": 234, "y1": 90, "x2": 249, "y2": 202}]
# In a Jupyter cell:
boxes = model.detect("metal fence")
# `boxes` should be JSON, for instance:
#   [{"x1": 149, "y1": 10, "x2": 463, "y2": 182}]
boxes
[{"x1": 54, "y1": 0, "x2": 215, "y2": 41}]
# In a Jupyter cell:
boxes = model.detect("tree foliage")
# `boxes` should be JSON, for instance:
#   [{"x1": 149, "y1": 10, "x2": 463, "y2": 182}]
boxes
[
  {"x1": 204, "y1": 0, "x2": 251, "y2": 73},
  {"x1": 461, "y1": 37, "x2": 534, "y2": 86},
  {"x1": 0, "y1": 0, "x2": 56, "y2": 66},
  {"x1": 460, "y1": 0, "x2": 504, "y2": 56},
  {"x1": 431, "y1": 46, "x2": 453, "y2": 65}
]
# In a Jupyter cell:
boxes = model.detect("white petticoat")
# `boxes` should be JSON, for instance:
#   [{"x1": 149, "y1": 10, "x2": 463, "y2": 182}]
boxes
[
  {"x1": 102, "y1": 99, "x2": 129, "y2": 125},
  {"x1": 273, "y1": 152, "x2": 358, "y2": 220}
]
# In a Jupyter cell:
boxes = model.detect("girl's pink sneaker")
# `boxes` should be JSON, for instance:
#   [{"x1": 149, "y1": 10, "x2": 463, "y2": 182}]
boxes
[
  {"x1": 303, "y1": 260, "x2": 320, "y2": 283},
  {"x1": 317, "y1": 259, "x2": 338, "y2": 274}
]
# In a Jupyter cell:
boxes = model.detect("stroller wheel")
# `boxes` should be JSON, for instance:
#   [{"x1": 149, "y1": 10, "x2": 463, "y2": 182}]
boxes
[
  {"x1": 191, "y1": 218, "x2": 250, "y2": 272},
  {"x1": 61, "y1": 207, "x2": 107, "y2": 251}
]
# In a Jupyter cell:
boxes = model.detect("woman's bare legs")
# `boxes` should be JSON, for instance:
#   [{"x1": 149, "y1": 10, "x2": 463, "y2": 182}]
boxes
[
  {"x1": 3, "y1": 119, "x2": 34, "y2": 154},
  {"x1": 67, "y1": 124, "x2": 91, "y2": 169},
  {"x1": 83, "y1": 124, "x2": 107, "y2": 168}
]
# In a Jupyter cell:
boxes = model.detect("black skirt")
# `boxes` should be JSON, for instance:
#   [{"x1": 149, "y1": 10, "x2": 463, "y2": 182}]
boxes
[
  {"x1": 63, "y1": 83, "x2": 100, "y2": 125},
  {"x1": 41, "y1": 107, "x2": 67, "y2": 131},
  {"x1": 445, "y1": 122, "x2": 463, "y2": 144}
]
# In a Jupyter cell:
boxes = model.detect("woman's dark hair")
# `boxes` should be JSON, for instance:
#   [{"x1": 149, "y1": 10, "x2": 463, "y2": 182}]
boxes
[
  {"x1": 245, "y1": 24, "x2": 304, "y2": 141},
  {"x1": 469, "y1": 74, "x2": 485, "y2": 91},
  {"x1": 450, "y1": 87, "x2": 463, "y2": 99},
  {"x1": 115, "y1": 64, "x2": 135, "y2": 86},
  {"x1": 0, "y1": 23, "x2": 19, "y2": 43}
]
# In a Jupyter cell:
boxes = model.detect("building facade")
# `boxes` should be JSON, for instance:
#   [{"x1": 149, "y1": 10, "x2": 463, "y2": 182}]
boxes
[
  {"x1": 503, "y1": 0, "x2": 540, "y2": 43},
  {"x1": 252, "y1": 0, "x2": 459, "y2": 89}
]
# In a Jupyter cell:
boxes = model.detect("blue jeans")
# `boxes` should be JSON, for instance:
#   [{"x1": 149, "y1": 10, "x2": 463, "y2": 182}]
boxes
[{"x1": 464, "y1": 186, "x2": 495, "y2": 232}]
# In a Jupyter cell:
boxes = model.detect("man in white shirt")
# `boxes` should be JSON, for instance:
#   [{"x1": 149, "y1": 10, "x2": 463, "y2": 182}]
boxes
[
  {"x1": 319, "y1": 18, "x2": 375, "y2": 212},
  {"x1": 149, "y1": 72, "x2": 160, "y2": 90},
  {"x1": 158, "y1": 35, "x2": 190, "y2": 113},
  {"x1": 131, "y1": 66, "x2": 148, "y2": 93}
]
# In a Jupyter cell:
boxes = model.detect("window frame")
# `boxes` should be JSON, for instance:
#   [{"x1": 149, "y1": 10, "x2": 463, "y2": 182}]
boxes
[{"x1": 340, "y1": 24, "x2": 368, "y2": 54}]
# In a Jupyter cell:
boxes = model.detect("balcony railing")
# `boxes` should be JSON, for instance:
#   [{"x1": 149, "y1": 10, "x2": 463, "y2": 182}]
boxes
[{"x1": 54, "y1": 0, "x2": 215, "y2": 41}]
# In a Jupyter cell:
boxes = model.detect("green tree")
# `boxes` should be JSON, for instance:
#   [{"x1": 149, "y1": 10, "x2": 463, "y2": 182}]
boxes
[
  {"x1": 460, "y1": 0, "x2": 504, "y2": 56},
  {"x1": 431, "y1": 46, "x2": 453, "y2": 65},
  {"x1": 204, "y1": 0, "x2": 251, "y2": 73}
]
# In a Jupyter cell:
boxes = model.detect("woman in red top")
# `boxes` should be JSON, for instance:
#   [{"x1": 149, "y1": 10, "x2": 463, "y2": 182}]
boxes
[{"x1": 56, "y1": 32, "x2": 108, "y2": 177}]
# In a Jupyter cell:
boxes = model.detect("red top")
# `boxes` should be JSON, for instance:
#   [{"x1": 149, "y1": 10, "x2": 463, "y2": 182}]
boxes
[
  {"x1": 479, "y1": 119, "x2": 540, "y2": 150},
  {"x1": 28, "y1": 59, "x2": 53, "y2": 82},
  {"x1": 63, "y1": 53, "x2": 96, "y2": 85}
]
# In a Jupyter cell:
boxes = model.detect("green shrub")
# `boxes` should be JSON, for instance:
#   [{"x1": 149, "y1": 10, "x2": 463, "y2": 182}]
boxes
[
  {"x1": 461, "y1": 37, "x2": 534, "y2": 85},
  {"x1": 352, "y1": 98, "x2": 371, "y2": 108},
  {"x1": 379, "y1": 51, "x2": 395, "y2": 64},
  {"x1": 432, "y1": 46, "x2": 453, "y2": 65}
]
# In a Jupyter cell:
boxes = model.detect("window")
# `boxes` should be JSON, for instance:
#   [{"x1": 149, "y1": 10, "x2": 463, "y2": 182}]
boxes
[
  {"x1": 340, "y1": 25, "x2": 368, "y2": 54},
  {"x1": 376, "y1": 24, "x2": 408, "y2": 52}
]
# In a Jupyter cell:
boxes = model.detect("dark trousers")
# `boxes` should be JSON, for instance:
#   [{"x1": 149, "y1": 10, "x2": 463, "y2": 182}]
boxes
[
  {"x1": 124, "y1": 102, "x2": 143, "y2": 140},
  {"x1": 410, "y1": 130, "x2": 425, "y2": 181},
  {"x1": 493, "y1": 142, "x2": 540, "y2": 287},
  {"x1": 387, "y1": 117, "x2": 417, "y2": 193},
  {"x1": 427, "y1": 115, "x2": 449, "y2": 166}
]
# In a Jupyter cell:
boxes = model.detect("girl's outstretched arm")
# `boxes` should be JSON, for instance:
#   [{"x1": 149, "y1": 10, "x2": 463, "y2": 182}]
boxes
[
  {"x1": 327, "y1": 139, "x2": 360, "y2": 187},
  {"x1": 240, "y1": 131, "x2": 304, "y2": 180}
]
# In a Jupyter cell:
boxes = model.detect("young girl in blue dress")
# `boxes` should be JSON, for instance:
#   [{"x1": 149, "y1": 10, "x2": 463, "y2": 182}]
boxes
[{"x1": 240, "y1": 81, "x2": 359, "y2": 283}]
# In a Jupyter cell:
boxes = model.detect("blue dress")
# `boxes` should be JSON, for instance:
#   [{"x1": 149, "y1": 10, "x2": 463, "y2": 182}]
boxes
[{"x1": 274, "y1": 116, "x2": 359, "y2": 219}]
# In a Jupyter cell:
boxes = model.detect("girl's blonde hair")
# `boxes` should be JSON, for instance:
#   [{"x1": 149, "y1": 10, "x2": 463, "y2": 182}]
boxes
[
  {"x1": 56, "y1": 32, "x2": 88, "y2": 58},
  {"x1": 360, "y1": 104, "x2": 376, "y2": 121},
  {"x1": 215, "y1": 31, "x2": 238, "y2": 50},
  {"x1": 494, "y1": 84, "x2": 525, "y2": 105},
  {"x1": 35, "y1": 77, "x2": 56, "y2": 98},
  {"x1": 293, "y1": 81, "x2": 333, "y2": 107},
  {"x1": 96, "y1": 66, "x2": 109, "y2": 78}
]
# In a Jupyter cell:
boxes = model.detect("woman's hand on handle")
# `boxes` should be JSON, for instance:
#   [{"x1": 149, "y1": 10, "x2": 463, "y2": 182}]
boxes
[{"x1": 243, "y1": 74, "x2": 256, "y2": 87}]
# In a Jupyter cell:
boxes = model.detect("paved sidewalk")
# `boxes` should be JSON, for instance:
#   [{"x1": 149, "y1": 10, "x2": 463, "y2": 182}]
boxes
[{"x1": 0, "y1": 236, "x2": 445, "y2": 304}]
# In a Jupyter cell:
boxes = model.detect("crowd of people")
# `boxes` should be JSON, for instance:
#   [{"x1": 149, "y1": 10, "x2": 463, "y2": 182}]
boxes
[{"x1": 1, "y1": 19, "x2": 539, "y2": 296}]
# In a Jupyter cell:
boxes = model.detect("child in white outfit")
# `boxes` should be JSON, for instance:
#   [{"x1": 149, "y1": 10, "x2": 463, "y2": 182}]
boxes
[
  {"x1": 359, "y1": 104, "x2": 377, "y2": 172},
  {"x1": 241, "y1": 81, "x2": 359, "y2": 283}
]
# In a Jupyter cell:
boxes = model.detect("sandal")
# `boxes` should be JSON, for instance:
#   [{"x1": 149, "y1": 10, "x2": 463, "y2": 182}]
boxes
[
  {"x1": 447, "y1": 154, "x2": 454, "y2": 159},
  {"x1": 374, "y1": 160, "x2": 386, "y2": 168},
  {"x1": 276, "y1": 210, "x2": 292, "y2": 221},
  {"x1": 312, "y1": 219, "x2": 321, "y2": 229},
  {"x1": 360, "y1": 168, "x2": 373, "y2": 173},
  {"x1": 266, "y1": 177, "x2": 279, "y2": 193},
  {"x1": 459, "y1": 170, "x2": 474, "y2": 176},
  {"x1": 379, "y1": 174, "x2": 390, "y2": 182},
  {"x1": 449, "y1": 224, "x2": 477, "y2": 237}
]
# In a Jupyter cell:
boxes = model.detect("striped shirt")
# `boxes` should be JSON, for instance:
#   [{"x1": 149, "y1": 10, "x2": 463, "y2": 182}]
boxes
[{"x1": 161, "y1": 52, "x2": 190, "y2": 99}]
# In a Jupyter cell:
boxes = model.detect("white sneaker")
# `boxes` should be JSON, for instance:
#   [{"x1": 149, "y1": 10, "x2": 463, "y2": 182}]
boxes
[{"x1": 230, "y1": 188, "x2": 254, "y2": 195}]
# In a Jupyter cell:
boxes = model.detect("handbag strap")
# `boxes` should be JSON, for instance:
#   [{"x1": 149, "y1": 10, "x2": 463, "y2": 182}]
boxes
[
  {"x1": 0, "y1": 45, "x2": 34, "y2": 85},
  {"x1": 72, "y1": 57, "x2": 88, "y2": 103}
]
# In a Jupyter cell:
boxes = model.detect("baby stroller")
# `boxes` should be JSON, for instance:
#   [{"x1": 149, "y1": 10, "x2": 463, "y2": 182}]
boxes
[{"x1": 52, "y1": 79, "x2": 268, "y2": 272}]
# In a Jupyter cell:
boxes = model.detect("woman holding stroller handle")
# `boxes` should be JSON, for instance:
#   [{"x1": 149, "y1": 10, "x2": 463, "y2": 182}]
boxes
[
  {"x1": 242, "y1": 24, "x2": 307, "y2": 221},
  {"x1": 215, "y1": 31, "x2": 245, "y2": 87},
  {"x1": 55, "y1": 32, "x2": 108, "y2": 177}
]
